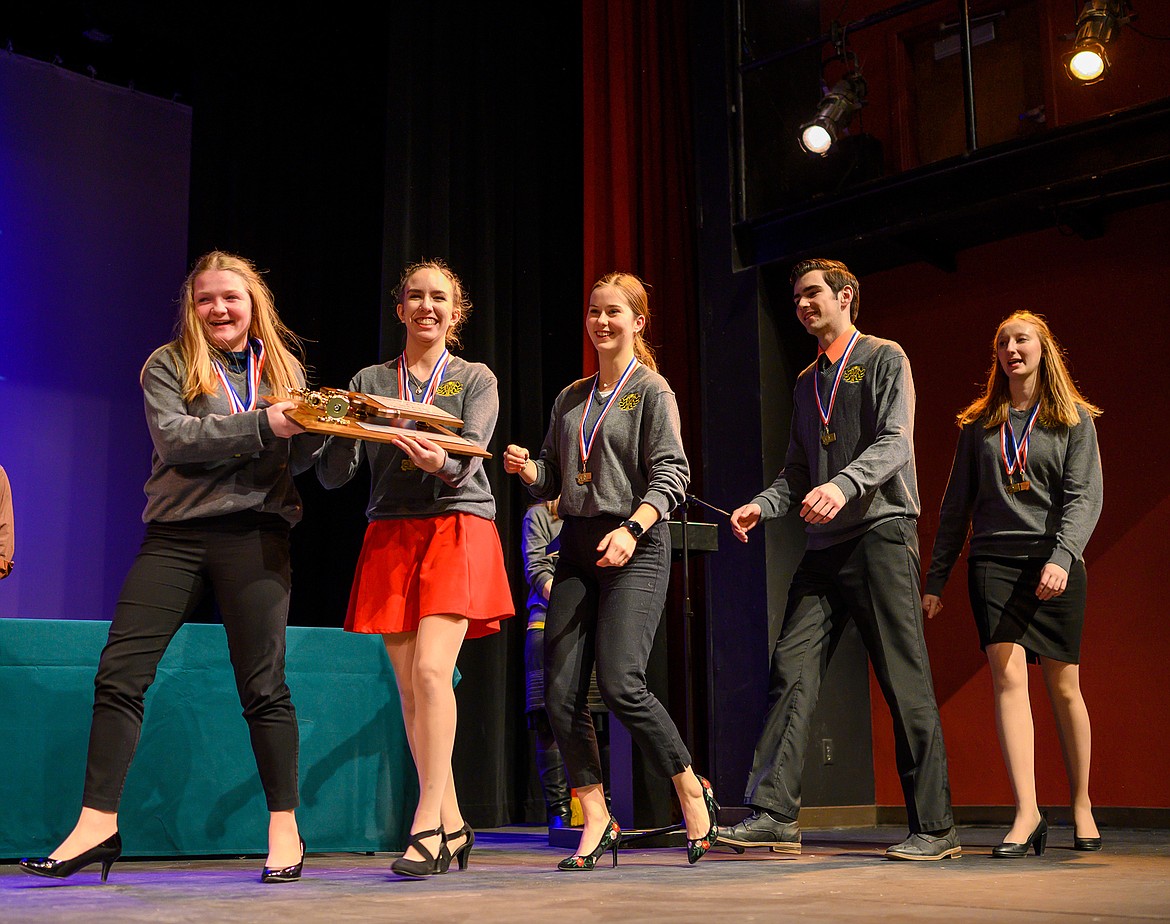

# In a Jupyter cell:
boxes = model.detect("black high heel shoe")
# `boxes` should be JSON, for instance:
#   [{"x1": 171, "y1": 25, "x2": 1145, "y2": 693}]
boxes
[
  {"x1": 1073, "y1": 828, "x2": 1103, "y2": 851},
  {"x1": 441, "y1": 823, "x2": 475, "y2": 872},
  {"x1": 261, "y1": 837, "x2": 306, "y2": 883},
  {"x1": 557, "y1": 815, "x2": 621, "y2": 871},
  {"x1": 992, "y1": 816, "x2": 1048, "y2": 858},
  {"x1": 20, "y1": 832, "x2": 122, "y2": 882},
  {"x1": 391, "y1": 826, "x2": 449, "y2": 878},
  {"x1": 687, "y1": 775, "x2": 720, "y2": 865}
]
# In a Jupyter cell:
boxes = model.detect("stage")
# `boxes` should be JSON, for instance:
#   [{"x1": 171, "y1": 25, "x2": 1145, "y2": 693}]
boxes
[{"x1": 4, "y1": 825, "x2": 1167, "y2": 923}]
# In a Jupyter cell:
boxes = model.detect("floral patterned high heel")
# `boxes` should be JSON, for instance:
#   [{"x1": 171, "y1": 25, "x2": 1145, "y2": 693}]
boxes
[
  {"x1": 557, "y1": 815, "x2": 621, "y2": 870},
  {"x1": 687, "y1": 775, "x2": 719, "y2": 865}
]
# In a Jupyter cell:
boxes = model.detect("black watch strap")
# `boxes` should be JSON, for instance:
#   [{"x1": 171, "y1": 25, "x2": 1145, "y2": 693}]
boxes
[{"x1": 621, "y1": 519, "x2": 645, "y2": 540}]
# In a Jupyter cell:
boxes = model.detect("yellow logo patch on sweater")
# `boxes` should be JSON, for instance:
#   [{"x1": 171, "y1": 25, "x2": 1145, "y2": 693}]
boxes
[
  {"x1": 843, "y1": 364, "x2": 865, "y2": 383},
  {"x1": 436, "y1": 381, "x2": 463, "y2": 397},
  {"x1": 618, "y1": 392, "x2": 641, "y2": 411}
]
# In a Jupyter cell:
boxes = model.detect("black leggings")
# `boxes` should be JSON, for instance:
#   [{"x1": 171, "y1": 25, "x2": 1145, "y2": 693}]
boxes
[{"x1": 82, "y1": 514, "x2": 299, "y2": 813}]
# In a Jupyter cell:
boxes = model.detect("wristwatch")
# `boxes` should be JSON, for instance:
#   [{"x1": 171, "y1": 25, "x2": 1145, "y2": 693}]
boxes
[{"x1": 620, "y1": 519, "x2": 645, "y2": 540}]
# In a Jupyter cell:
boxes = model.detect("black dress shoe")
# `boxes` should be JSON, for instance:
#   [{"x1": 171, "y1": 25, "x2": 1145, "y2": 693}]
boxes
[
  {"x1": 992, "y1": 817, "x2": 1047, "y2": 859},
  {"x1": 1073, "y1": 829, "x2": 1103, "y2": 851},
  {"x1": 261, "y1": 838, "x2": 306, "y2": 883},
  {"x1": 20, "y1": 833, "x2": 122, "y2": 882},
  {"x1": 717, "y1": 811, "x2": 801, "y2": 855},
  {"x1": 392, "y1": 826, "x2": 448, "y2": 878},
  {"x1": 547, "y1": 800, "x2": 574, "y2": 830},
  {"x1": 441, "y1": 823, "x2": 475, "y2": 872},
  {"x1": 885, "y1": 827, "x2": 962, "y2": 861}
]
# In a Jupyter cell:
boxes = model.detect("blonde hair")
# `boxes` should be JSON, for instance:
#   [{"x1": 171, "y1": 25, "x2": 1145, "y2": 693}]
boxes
[
  {"x1": 591, "y1": 272, "x2": 658, "y2": 371},
  {"x1": 143, "y1": 252, "x2": 304, "y2": 403},
  {"x1": 395, "y1": 259, "x2": 472, "y2": 350},
  {"x1": 957, "y1": 310, "x2": 1101, "y2": 429}
]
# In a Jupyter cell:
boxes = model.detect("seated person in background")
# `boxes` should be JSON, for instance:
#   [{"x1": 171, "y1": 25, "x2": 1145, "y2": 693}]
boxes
[{"x1": 0, "y1": 464, "x2": 13, "y2": 579}]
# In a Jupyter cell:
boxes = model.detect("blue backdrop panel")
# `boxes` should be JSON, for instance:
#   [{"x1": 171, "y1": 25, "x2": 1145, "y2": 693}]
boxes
[
  {"x1": 0, "y1": 619, "x2": 414, "y2": 859},
  {"x1": 0, "y1": 52, "x2": 189, "y2": 623}
]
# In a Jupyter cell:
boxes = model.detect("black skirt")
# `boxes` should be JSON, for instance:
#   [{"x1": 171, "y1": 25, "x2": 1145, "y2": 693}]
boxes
[{"x1": 967, "y1": 556, "x2": 1088, "y2": 664}]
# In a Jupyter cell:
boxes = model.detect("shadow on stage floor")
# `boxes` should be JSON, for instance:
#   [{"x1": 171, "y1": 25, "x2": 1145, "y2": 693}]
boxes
[{"x1": 3, "y1": 825, "x2": 1167, "y2": 923}]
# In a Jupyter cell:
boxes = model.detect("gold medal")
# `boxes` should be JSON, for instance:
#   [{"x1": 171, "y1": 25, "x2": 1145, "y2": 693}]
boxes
[
  {"x1": 1007, "y1": 479, "x2": 1030, "y2": 494},
  {"x1": 821, "y1": 430, "x2": 836, "y2": 447},
  {"x1": 576, "y1": 470, "x2": 592, "y2": 485}
]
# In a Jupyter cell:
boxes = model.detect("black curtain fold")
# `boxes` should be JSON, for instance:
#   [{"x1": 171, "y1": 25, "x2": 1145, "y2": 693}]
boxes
[
  {"x1": 189, "y1": 4, "x2": 582, "y2": 826},
  {"x1": 380, "y1": 4, "x2": 583, "y2": 825}
]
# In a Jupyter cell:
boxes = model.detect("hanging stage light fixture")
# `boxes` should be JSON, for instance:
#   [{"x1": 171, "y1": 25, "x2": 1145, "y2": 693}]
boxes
[
  {"x1": 798, "y1": 71, "x2": 868, "y2": 155},
  {"x1": 798, "y1": 24, "x2": 867, "y2": 157},
  {"x1": 1062, "y1": 0, "x2": 1135, "y2": 85}
]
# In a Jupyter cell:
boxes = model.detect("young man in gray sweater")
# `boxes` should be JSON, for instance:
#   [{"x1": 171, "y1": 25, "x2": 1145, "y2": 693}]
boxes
[{"x1": 723, "y1": 258, "x2": 959, "y2": 861}]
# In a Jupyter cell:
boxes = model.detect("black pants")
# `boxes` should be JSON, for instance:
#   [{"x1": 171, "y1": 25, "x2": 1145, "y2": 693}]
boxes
[
  {"x1": 745, "y1": 518, "x2": 953, "y2": 833},
  {"x1": 83, "y1": 514, "x2": 299, "y2": 813},
  {"x1": 543, "y1": 516, "x2": 690, "y2": 787}
]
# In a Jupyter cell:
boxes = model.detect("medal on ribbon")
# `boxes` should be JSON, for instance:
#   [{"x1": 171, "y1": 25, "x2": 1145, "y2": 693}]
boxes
[
  {"x1": 577, "y1": 356, "x2": 639, "y2": 486},
  {"x1": 815, "y1": 329, "x2": 861, "y2": 448},
  {"x1": 212, "y1": 338, "x2": 266, "y2": 414},
  {"x1": 1000, "y1": 403, "x2": 1040, "y2": 494},
  {"x1": 398, "y1": 349, "x2": 451, "y2": 405}
]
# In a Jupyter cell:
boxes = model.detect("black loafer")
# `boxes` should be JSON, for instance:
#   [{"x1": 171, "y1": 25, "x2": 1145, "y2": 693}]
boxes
[
  {"x1": 885, "y1": 827, "x2": 962, "y2": 861},
  {"x1": 717, "y1": 811, "x2": 801, "y2": 854}
]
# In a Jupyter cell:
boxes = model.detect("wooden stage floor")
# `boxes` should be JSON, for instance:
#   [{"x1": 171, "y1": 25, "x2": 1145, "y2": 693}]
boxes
[{"x1": 3, "y1": 825, "x2": 1167, "y2": 923}]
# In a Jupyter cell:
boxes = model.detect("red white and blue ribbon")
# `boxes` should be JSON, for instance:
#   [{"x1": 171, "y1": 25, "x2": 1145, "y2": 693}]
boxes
[
  {"x1": 212, "y1": 338, "x2": 265, "y2": 414},
  {"x1": 814, "y1": 328, "x2": 861, "y2": 434},
  {"x1": 579, "y1": 355, "x2": 640, "y2": 470},
  {"x1": 1000, "y1": 403, "x2": 1040, "y2": 480},
  {"x1": 397, "y1": 349, "x2": 450, "y2": 404}
]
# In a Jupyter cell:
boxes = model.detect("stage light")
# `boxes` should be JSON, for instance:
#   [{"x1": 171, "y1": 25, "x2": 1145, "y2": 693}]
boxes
[
  {"x1": 798, "y1": 72, "x2": 867, "y2": 156},
  {"x1": 1062, "y1": 0, "x2": 1134, "y2": 85}
]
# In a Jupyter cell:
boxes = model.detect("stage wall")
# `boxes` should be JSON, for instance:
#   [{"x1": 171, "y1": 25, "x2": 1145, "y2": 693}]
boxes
[
  {"x1": 0, "y1": 53, "x2": 190, "y2": 622},
  {"x1": 865, "y1": 199, "x2": 1170, "y2": 810}
]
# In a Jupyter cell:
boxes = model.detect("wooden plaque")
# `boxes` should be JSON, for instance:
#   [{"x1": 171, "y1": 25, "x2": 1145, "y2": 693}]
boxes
[{"x1": 268, "y1": 388, "x2": 491, "y2": 459}]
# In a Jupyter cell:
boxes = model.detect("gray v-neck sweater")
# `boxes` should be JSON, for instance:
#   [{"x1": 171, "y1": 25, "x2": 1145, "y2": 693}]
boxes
[
  {"x1": 316, "y1": 355, "x2": 498, "y2": 521},
  {"x1": 924, "y1": 405, "x2": 1103, "y2": 594},
  {"x1": 752, "y1": 334, "x2": 920, "y2": 549},
  {"x1": 527, "y1": 364, "x2": 689, "y2": 520},
  {"x1": 140, "y1": 344, "x2": 321, "y2": 525}
]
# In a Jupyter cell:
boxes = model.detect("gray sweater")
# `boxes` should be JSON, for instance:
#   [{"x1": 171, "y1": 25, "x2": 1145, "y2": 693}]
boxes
[
  {"x1": 522, "y1": 503, "x2": 562, "y2": 619},
  {"x1": 528, "y1": 364, "x2": 689, "y2": 520},
  {"x1": 753, "y1": 334, "x2": 920, "y2": 549},
  {"x1": 924, "y1": 405, "x2": 1103, "y2": 594},
  {"x1": 316, "y1": 355, "x2": 498, "y2": 521},
  {"x1": 140, "y1": 344, "x2": 321, "y2": 525}
]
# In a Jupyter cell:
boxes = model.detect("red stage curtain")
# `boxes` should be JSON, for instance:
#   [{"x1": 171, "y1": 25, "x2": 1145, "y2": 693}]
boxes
[{"x1": 581, "y1": 0, "x2": 701, "y2": 480}]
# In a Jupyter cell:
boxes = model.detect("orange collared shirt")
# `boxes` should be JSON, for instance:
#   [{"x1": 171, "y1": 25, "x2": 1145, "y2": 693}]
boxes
[{"x1": 818, "y1": 326, "x2": 859, "y2": 366}]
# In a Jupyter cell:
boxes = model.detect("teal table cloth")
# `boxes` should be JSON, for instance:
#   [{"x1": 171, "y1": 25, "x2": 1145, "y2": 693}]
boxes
[{"x1": 0, "y1": 619, "x2": 418, "y2": 858}]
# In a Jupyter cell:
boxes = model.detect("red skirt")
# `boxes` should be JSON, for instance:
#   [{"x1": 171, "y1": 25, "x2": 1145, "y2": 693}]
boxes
[{"x1": 345, "y1": 513, "x2": 514, "y2": 639}]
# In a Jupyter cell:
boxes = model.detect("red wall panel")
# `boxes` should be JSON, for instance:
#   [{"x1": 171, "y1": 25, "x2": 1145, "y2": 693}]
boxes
[{"x1": 864, "y1": 199, "x2": 1170, "y2": 808}]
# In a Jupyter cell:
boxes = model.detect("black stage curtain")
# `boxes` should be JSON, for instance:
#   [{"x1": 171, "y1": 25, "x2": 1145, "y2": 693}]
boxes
[
  {"x1": 377, "y1": 4, "x2": 584, "y2": 826},
  {"x1": 186, "y1": 4, "x2": 583, "y2": 826}
]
